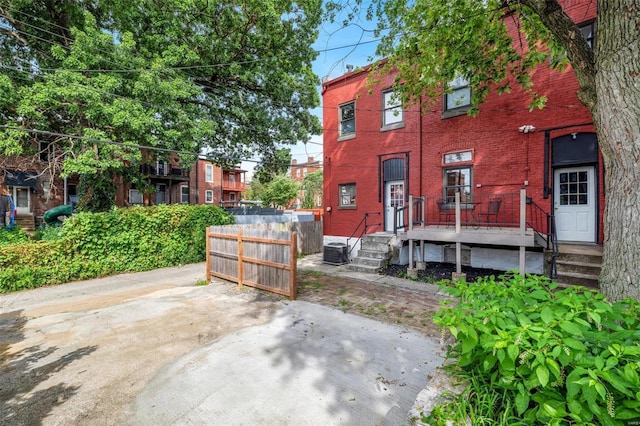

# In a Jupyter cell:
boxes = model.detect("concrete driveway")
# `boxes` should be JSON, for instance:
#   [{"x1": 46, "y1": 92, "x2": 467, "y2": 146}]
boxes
[{"x1": 0, "y1": 263, "x2": 443, "y2": 425}]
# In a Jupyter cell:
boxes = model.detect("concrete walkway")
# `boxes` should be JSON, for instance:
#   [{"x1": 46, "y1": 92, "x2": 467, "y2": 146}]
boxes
[{"x1": 1, "y1": 257, "x2": 446, "y2": 426}]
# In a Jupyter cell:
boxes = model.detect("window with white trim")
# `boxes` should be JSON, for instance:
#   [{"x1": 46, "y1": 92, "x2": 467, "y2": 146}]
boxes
[
  {"x1": 205, "y1": 164, "x2": 213, "y2": 183},
  {"x1": 339, "y1": 183, "x2": 356, "y2": 208},
  {"x1": 205, "y1": 190, "x2": 213, "y2": 203},
  {"x1": 339, "y1": 101, "x2": 355, "y2": 138},
  {"x1": 445, "y1": 76, "x2": 471, "y2": 112},
  {"x1": 382, "y1": 90, "x2": 403, "y2": 128}
]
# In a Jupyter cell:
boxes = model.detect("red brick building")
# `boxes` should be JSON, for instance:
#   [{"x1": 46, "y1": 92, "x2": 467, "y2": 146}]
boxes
[
  {"x1": 2, "y1": 153, "x2": 245, "y2": 229},
  {"x1": 289, "y1": 156, "x2": 322, "y2": 208},
  {"x1": 322, "y1": 1, "x2": 602, "y2": 274}
]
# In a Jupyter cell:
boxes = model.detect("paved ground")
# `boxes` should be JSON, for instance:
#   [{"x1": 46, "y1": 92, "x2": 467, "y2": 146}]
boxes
[{"x1": 0, "y1": 256, "x2": 447, "y2": 425}]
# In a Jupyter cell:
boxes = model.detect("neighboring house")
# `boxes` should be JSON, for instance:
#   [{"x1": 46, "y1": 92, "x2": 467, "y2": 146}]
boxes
[
  {"x1": 122, "y1": 156, "x2": 246, "y2": 207},
  {"x1": 1, "y1": 144, "x2": 79, "y2": 231},
  {"x1": 322, "y1": 1, "x2": 601, "y2": 276},
  {"x1": 1, "y1": 151, "x2": 246, "y2": 229},
  {"x1": 289, "y1": 157, "x2": 322, "y2": 208}
]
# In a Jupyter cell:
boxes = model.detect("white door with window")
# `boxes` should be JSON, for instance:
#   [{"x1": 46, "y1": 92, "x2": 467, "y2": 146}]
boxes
[
  {"x1": 13, "y1": 187, "x2": 31, "y2": 214},
  {"x1": 554, "y1": 166, "x2": 596, "y2": 242},
  {"x1": 385, "y1": 180, "x2": 404, "y2": 232}
]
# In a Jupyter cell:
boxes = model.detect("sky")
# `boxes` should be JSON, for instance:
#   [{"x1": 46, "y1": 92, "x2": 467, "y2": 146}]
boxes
[{"x1": 241, "y1": 4, "x2": 380, "y2": 180}]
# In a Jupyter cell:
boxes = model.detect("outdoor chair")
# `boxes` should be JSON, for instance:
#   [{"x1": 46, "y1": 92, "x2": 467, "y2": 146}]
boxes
[
  {"x1": 477, "y1": 198, "x2": 502, "y2": 228},
  {"x1": 436, "y1": 199, "x2": 455, "y2": 226}
]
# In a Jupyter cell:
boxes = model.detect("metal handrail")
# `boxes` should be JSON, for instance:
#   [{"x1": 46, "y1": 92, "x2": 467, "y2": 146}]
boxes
[
  {"x1": 526, "y1": 199, "x2": 558, "y2": 278},
  {"x1": 346, "y1": 212, "x2": 381, "y2": 257},
  {"x1": 548, "y1": 213, "x2": 559, "y2": 279}
]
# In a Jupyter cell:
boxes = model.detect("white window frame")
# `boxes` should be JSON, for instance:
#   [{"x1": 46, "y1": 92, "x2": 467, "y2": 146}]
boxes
[
  {"x1": 205, "y1": 190, "x2": 213, "y2": 203},
  {"x1": 229, "y1": 193, "x2": 236, "y2": 202},
  {"x1": 381, "y1": 89, "x2": 404, "y2": 130},
  {"x1": 338, "y1": 183, "x2": 356, "y2": 208},
  {"x1": 205, "y1": 164, "x2": 214, "y2": 183},
  {"x1": 444, "y1": 76, "x2": 471, "y2": 116},
  {"x1": 338, "y1": 101, "x2": 356, "y2": 140}
]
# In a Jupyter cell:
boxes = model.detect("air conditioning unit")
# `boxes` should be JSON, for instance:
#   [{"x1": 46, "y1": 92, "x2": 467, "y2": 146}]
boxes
[{"x1": 323, "y1": 242, "x2": 349, "y2": 265}]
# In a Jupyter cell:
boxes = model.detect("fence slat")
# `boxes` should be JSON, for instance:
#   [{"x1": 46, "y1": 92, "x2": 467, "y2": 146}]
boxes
[{"x1": 206, "y1": 225, "x2": 298, "y2": 300}]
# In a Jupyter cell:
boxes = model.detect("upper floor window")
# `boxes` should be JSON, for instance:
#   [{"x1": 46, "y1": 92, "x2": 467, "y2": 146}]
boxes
[
  {"x1": 39, "y1": 141, "x2": 54, "y2": 162},
  {"x1": 205, "y1": 164, "x2": 213, "y2": 182},
  {"x1": 382, "y1": 90, "x2": 403, "y2": 130},
  {"x1": 303, "y1": 167, "x2": 308, "y2": 176},
  {"x1": 296, "y1": 168, "x2": 301, "y2": 177},
  {"x1": 339, "y1": 101, "x2": 355, "y2": 139},
  {"x1": 580, "y1": 21, "x2": 596, "y2": 50},
  {"x1": 444, "y1": 76, "x2": 471, "y2": 114}
]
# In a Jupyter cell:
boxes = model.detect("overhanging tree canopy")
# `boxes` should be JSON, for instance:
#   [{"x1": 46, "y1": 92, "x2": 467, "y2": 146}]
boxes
[
  {"x1": 329, "y1": 0, "x2": 640, "y2": 301},
  {"x1": 0, "y1": 0, "x2": 322, "y2": 201}
]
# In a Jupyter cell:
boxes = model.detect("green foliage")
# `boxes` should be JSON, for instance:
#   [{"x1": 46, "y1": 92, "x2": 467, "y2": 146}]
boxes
[
  {"x1": 253, "y1": 148, "x2": 293, "y2": 184},
  {"x1": 0, "y1": 204, "x2": 233, "y2": 292},
  {"x1": 77, "y1": 170, "x2": 117, "y2": 212},
  {"x1": 0, "y1": 227, "x2": 30, "y2": 246},
  {"x1": 431, "y1": 273, "x2": 640, "y2": 424},
  {"x1": 0, "y1": 0, "x2": 322, "y2": 206},
  {"x1": 301, "y1": 169, "x2": 322, "y2": 209},
  {"x1": 33, "y1": 224, "x2": 67, "y2": 241},
  {"x1": 260, "y1": 174, "x2": 300, "y2": 208}
]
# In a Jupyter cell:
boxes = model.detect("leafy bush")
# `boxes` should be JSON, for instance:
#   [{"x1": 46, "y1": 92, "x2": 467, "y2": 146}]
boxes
[
  {"x1": 0, "y1": 227, "x2": 30, "y2": 246},
  {"x1": 430, "y1": 273, "x2": 640, "y2": 425},
  {"x1": 0, "y1": 204, "x2": 233, "y2": 292}
]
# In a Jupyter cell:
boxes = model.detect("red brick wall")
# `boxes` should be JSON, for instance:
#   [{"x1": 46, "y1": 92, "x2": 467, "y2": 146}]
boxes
[{"x1": 323, "y1": 0, "x2": 604, "y2": 243}]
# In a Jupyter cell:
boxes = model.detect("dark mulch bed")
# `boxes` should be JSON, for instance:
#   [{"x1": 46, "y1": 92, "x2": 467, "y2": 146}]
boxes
[{"x1": 379, "y1": 262, "x2": 507, "y2": 283}]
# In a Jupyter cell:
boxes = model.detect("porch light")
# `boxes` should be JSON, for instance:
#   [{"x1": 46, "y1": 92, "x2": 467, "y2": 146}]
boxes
[{"x1": 518, "y1": 125, "x2": 536, "y2": 133}]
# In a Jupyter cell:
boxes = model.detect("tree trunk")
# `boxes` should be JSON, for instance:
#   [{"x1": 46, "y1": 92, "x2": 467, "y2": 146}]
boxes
[{"x1": 593, "y1": 0, "x2": 640, "y2": 301}]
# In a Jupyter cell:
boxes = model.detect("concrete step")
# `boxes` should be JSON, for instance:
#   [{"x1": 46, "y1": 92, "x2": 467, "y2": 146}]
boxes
[
  {"x1": 361, "y1": 241, "x2": 391, "y2": 252},
  {"x1": 356, "y1": 249, "x2": 389, "y2": 260},
  {"x1": 351, "y1": 256, "x2": 386, "y2": 268},
  {"x1": 347, "y1": 263, "x2": 382, "y2": 273},
  {"x1": 556, "y1": 253, "x2": 602, "y2": 265},
  {"x1": 556, "y1": 260, "x2": 601, "y2": 276},
  {"x1": 364, "y1": 234, "x2": 394, "y2": 244},
  {"x1": 554, "y1": 271, "x2": 599, "y2": 288}
]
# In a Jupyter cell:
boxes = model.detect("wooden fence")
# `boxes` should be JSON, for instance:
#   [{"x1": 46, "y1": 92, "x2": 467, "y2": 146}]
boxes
[
  {"x1": 231, "y1": 221, "x2": 323, "y2": 255},
  {"x1": 206, "y1": 226, "x2": 297, "y2": 299}
]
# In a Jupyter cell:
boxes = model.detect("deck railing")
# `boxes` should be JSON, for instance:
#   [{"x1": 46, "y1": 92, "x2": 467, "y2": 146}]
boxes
[{"x1": 393, "y1": 196, "x2": 424, "y2": 235}]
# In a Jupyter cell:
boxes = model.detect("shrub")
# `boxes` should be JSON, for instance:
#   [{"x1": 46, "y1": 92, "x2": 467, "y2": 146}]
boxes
[
  {"x1": 0, "y1": 204, "x2": 233, "y2": 292},
  {"x1": 0, "y1": 227, "x2": 30, "y2": 246},
  {"x1": 430, "y1": 273, "x2": 640, "y2": 425}
]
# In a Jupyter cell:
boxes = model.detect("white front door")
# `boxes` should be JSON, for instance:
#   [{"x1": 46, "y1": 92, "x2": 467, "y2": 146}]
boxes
[
  {"x1": 554, "y1": 166, "x2": 596, "y2": 242},
  {"x1": 13, "y1": 186, "x2": 31, "y2": 214},
  {"x1": 385, "y1": 180, "x2": 404, "y2": 232}
]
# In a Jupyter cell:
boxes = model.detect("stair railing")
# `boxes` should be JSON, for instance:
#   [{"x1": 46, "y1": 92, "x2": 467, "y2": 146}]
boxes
[
  {"x1": 346, "y1": 212, "x2": 381, "y2": 258},
  {"x1": 526, "y1": 199, "x2": 558, "y2": 279}
]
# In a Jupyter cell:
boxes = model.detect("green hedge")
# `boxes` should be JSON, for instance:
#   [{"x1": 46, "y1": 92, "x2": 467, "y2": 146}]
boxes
[{"x1": 0, "y1": 204, "x2": 233, "y2": 292}]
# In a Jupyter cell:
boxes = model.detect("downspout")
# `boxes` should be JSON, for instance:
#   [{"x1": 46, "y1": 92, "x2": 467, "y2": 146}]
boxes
[
  {"x1": 64, "y1": 177, "x2": 68, "y2": 205},
  {"x1": 419, "y1": 95, "x2": 423, "y2": 197},
  {"x1": 194, "y1": 160, "x2": 198, "y2": 205},
  {"x1": 543, "y1": 130, "x2": 550, "y2": 199}
]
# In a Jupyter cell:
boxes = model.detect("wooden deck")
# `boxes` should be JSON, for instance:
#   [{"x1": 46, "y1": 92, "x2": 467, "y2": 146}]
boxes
[{"x1": 398, "y1": 224, "x2": 543, "y2": 248}]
